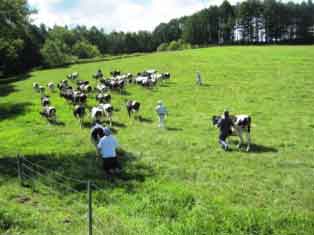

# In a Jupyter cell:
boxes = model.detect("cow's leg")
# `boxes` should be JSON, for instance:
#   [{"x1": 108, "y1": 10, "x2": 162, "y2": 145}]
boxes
[
  {"x1": 245, "y1": 131, "x2": 251, "y2": 152},
  {"x1": 109, "y1": 113, "x2": 112, "y2": 127},
  {"x1": 79, "y1": 117, "x2": 83, "y2": 129},
  {"x1": 127, "y1": 108, "x2": 131, "y2": 118},
  {"x1": 234, "y1": 127, "x2": 244, "y2": 149}
]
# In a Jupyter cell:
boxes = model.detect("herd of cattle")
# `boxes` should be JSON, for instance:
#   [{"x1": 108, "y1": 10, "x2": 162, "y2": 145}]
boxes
[
  {"x1": 33, "y1": 68, "x2": 253, "y2": 151},
  {"x1": 33, "y1": 69, "x2": 171, "y2": 128}
]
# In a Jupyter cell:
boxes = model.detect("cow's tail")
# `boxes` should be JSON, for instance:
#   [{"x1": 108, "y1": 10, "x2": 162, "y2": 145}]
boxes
[{"x1": 248, "y1": 116, "x2": 252, "y2": 133}]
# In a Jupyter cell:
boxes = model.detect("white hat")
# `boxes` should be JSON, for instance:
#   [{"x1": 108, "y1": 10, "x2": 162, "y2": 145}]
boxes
[{"x1": 157, "y1": 100, "x2": 163, "y2": 105}]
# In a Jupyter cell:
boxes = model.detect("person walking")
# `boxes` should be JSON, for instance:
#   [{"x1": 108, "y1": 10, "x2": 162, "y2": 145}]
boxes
[
  {"x1": 217, "y1": 110, "x2": 234, "y2": 151},
  {"x1": 97, "y1": 127, "x2": 120, "y2": 174},
  {"x1": 155, "y1": 100, "x2": 168, "y2": 128},
  {"x1": 196, "y1": 71, "x2": 202, "y2": 85}
]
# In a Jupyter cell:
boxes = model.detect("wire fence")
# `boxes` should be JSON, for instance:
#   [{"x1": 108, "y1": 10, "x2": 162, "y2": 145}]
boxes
[{"x1": 15, "y1": 154, "x2": 108, "y2": 235}]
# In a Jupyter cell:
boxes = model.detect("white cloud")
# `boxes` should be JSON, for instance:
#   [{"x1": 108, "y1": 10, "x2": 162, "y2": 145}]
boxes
[
  {"x1": 28, "y1": 0, "x2": 211, "y2": 32},
  {"x1": 30, "y1": 0, "x2": 301, "y2": 31}
]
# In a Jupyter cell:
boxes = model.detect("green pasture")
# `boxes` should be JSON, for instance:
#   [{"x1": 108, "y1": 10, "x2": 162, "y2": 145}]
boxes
[{"x1": 0, "y1": 46, "x2": 314, "y2": 235}]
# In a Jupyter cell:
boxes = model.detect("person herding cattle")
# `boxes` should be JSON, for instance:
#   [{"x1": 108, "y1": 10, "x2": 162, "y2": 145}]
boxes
[
  {"x1": 155, "y1": 100, "x2": 168, "y2": 128},
  {"x1": 212, "y1": 110, "x2": 252, "y2": 152},
  {"x1": 97, "y1": 127, "x2": 121, "y2": 174},
  {"x1": 196, "y1": 71, "x2": 202, "y2": 85},
  {"x1": 215, "y1": 109, "x2": 233, "y2": 151}
]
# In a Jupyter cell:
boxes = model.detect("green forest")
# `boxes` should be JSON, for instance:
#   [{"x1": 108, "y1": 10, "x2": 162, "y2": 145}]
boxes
[{"x1": 1, "y1": 0, "x2": 314, "y2": 76}]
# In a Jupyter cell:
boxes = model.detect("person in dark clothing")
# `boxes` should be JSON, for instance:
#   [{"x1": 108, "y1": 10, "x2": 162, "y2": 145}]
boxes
[{"x1": 217, "y1": 110, "x2": 234, "y2": 151}]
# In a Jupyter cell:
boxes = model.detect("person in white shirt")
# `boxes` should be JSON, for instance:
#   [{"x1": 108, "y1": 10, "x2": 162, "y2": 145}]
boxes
[
  {"x1": 155, "y1": 100, "x2": 168, "y2": 128},
  {"x1": 196, "y1": 71, "x2": 202, "y2": 85},
  {"x1": 97, "y1": 127, "x2": 120, "y2": 173}
]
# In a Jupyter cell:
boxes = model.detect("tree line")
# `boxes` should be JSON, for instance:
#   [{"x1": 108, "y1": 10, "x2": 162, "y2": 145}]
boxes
[{"x1": 1, "y1": 0, "x2": 313, "y2": 76}]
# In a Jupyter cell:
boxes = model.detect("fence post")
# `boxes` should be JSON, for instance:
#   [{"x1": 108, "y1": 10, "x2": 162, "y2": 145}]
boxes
[
  {"x1": 88, "y1": 180, "x2": 93, "y2": 235},
  {"x1": 17, "y1": 154, "x2": 23, "y2": 186}
]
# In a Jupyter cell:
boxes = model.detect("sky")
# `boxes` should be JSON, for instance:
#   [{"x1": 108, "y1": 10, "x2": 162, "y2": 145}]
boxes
[{"x1": 27, "y1": 0, "x2": 301, "y2": 32}]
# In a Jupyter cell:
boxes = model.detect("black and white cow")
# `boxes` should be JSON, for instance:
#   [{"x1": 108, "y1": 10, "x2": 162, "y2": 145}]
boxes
[
  {"x1": 98, "y1": 103, "x2": 114, "y2": 126},
  {"x1": 91, "y1": 106, "x2": 104, "y2": 124},
  {"x1": 212, "y1": 114, "x2": 252, "y2": 151},
  {"x1": 40, "y1": 106, "x2": 57, "y2": 123},
  {"x1": 78, "y1": 84, "x2": 93, "y2": 94},
  {"x1": 96, "y1": 93, "x2": 111, "y2": 104},
  {"x1": 33, "y1": 82, "x2": 40, "y2": 92},
  {"x1": 72, "y1": 91, "x2": 87, "y2": 105},
  {"x1": 60, "y1": 87, "x2": 74, "y2": 101},
  {"x1": 67, "y1": 72, "x2": 79, "y2": 80},
  {"x1": 126, "y1": 100, "x2": 141, "y2": 119},
  {"x1": 41, "y1": 96, "x2": 50, "y2": 107},
  {"x1": 47, "y1": 82, "x2": 55, "y2": 92},
  {"x1": 162, "y1": 72, "x2": 171, "y2": 80},
  {"x1": 142, "y1": 77, "x2": 157, "y2": 88},
  {"x1": 93, "y1": 70, "x2": 103, "y2": 79},
  {"x1": 38, "y1": 85, "x2": 46, "y2": 96},
  {"x1": 126, "y1": 73, "x2": 133, "y2": 83},
  {"x1": 101, "y1": 79, "x2": 125, "y2": 93},
  {"x1": 96, "y1": 84, "x2": 108, "y2": 93},
  {"x1": 76, "y1": 80, "x2": 89, "y2": 86},
  {"x1": 57, "y1": 80, "x2": 69, "y2": 90},
  {"x1": 110, "y1": 70, "x2": 121, "y2": 77},
  {"x1": 73, "y1": 104, "x2": 86, "y2": 128}
]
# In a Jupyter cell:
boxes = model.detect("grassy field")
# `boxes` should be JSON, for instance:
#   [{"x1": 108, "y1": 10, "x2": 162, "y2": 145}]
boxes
[{"x1": 1, "y1": 46, "x2": 314, "y2": 235}]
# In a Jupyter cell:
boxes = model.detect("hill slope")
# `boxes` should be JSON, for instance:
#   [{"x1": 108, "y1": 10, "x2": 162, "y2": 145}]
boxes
[{"x1": 1, "y1": 46, "x2": 314, "y2": 235}]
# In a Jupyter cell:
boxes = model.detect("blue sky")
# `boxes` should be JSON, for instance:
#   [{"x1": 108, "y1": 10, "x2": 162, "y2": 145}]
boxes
[{"x1": 28, "y1": 0, "x2": 302, "y2": 32}]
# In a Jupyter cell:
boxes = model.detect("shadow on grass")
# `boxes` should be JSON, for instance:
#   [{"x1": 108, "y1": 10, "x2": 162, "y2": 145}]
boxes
[
  {"x1": 0, "y1": 84, "x2": 18, "y2": 97},
  {"x1": 0, "y1": 102, "x2": 32, "y2": 121},
  {"x1": 167, "y1": 127, "x2": 183, "y2": 132},
  {"x1": 52, "y1": 121, "x2": 65, "y2": 126},
  {"x1": 0, "y1": 73, "x2": 32, "y2": 85},
  {"x1": 82, "y1": 121, "x2": 93, "y2": 129},
  {"x1": 0, "y1": 151, "x2": 154, "y2": 194},
  {"x1": 138, "y1": 116, "x2": 153, "y2": 123},
  {"x1": 110, "y1": 90, "x2": 131, "y2": 96},
  {"x1": 111, "y1": 121, "x2": 127, "y2": 128},
  {"x1": 249, "y1": 143, "x2": 278, "y2": 153},
  {"x1": 82, "y1": 120, "x2": 126, "y2": 131},
  {"x1": 228, "y1": 140, "x2": 278, "y2": 154}
]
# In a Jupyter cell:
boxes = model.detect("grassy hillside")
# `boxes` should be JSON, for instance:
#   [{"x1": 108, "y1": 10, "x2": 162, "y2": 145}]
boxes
[{"x1": 1, "y1": 46, "x2": 314, "y2": 235}]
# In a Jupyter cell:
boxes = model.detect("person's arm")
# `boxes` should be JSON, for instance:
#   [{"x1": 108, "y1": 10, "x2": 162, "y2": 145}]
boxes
[{"x1": 97, "y1": 139, "x2": 102, "y2": 150}]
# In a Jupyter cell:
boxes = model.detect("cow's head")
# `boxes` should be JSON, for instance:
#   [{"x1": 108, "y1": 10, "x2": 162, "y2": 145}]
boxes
[
  {"x1": 107, "y1": 106, "x2": 114, "y2": 114},
  {"x1": 79, "y1": 94, "x2": 87, "y2": 103},
  {"x1": 85, "y1": 85, "x2": 92, "y2": 93},
  {"x1": 49, "y1": 107, "x2": 56, "y2": 117},
  {"x1": 212, "y1": 115, "x2": 221, "y2": 127},
  {"x1": 75, "y1": 105, "x2": 85, "y2": 117},
  {"x1": 42, "y1": 99, "x2": 50, "y2": 106},
  {"x1": 95, "y1": 110, "x2": 103, "y2": 119}
]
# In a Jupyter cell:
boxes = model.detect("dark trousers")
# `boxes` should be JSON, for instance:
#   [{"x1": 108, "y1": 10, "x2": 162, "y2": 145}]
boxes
[
  {"x1": 102, "y1": 157, "x2": 120, "y2": 172},
  {"x1": 219, "y1": 133, "x2": 228, "y2": 141}
]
